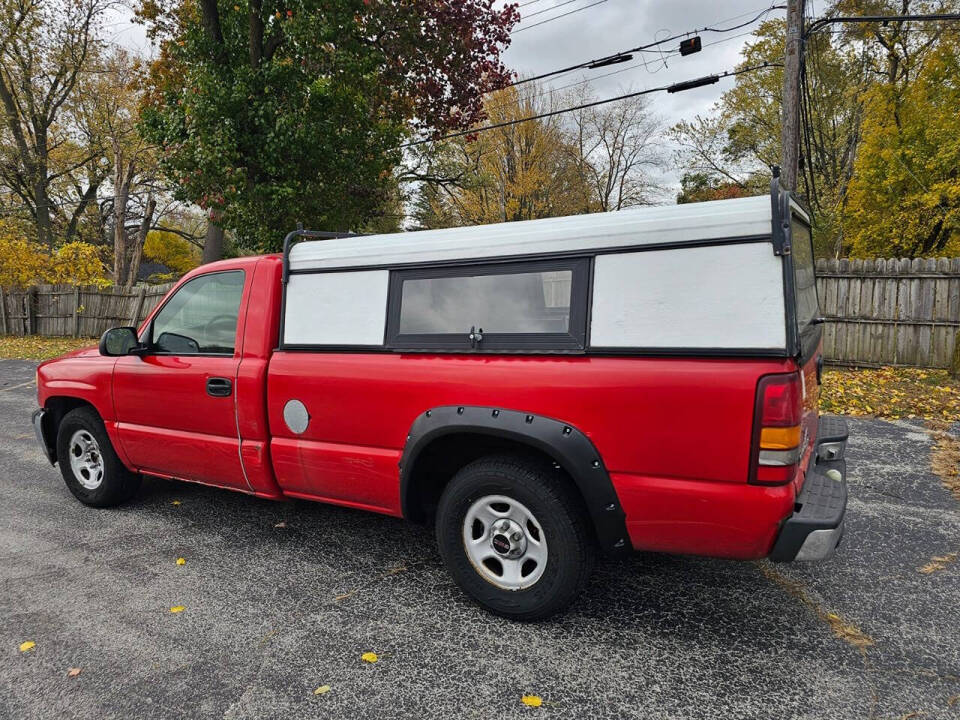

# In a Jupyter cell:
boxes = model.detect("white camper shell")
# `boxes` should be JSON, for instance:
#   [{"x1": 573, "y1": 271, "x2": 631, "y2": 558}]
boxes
[{"x1": 281, "y1": 182, "x2": 818, "y2": 360}]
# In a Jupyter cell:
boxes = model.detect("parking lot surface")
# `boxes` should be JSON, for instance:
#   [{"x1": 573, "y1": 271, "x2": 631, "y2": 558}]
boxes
[{"x1": 1, "y1": 358, "x2": 958, "y2": 719}]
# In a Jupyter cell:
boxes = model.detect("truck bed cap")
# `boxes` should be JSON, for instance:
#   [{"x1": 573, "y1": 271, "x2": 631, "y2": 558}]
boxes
[{"x1": 288, "y1": 195, "x2": 775, "y2": 271}]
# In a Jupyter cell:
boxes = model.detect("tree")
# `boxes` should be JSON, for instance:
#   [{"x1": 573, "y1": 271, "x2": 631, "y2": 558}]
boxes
[
  {"x1": 0, "y1": 0, "x2": 111, "y2": 246},
  {"x1": 413, "y1": 84, "x2": 595, "y2": 228},
  {"x1": 412, "y1": 83, "x2": 665, "y2": 229},
  {"x1": 78, "y1": 48, "x2": 160, "y2": 285},
  {"x1": 676, "y1": 172, "x2": 755, "y2": 204},
  {"x1": 567, "y1": 90, "x2": 664, "y2": 211},
  {"x1": 844, "y1": 44, "x2": 960, "y2": 256},
  {"x1": 137, "y1": 0, "x2": 519, "y2": 255},
  {"x1": 671, "y1": 2, "x2": 960, "y2": 257},
  {"x1": 0, "y1": 218, "x2": 108, "y2": 287}
]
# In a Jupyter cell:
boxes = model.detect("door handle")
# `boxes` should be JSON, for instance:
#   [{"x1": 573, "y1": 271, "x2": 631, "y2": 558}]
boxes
[{"x1": 206, "y1": 377, "x2": 233, "y2": 397}]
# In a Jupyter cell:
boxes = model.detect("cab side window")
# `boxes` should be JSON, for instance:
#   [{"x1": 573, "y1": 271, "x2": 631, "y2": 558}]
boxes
[{"x1": 151, "y1": 271, "x2": 245, "y2": 355}]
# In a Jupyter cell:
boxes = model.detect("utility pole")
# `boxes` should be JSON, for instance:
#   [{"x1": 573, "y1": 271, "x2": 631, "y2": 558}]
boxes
[{"x1": 780, "y1": 0, "x2": 804, "y2": 191}]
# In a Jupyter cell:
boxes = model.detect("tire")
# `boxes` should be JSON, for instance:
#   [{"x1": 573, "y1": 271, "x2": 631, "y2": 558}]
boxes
[
  {"x1": 56, "y1": 407, "x2": 141, "y2": 507},
  {"x1": 435, "y1": 453, "x2": 595, "y2": 621}
]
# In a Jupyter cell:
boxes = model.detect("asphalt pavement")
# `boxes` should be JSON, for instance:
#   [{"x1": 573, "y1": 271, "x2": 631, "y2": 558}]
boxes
[{"x1": 1, "y1": 358, "x2": 958, "y2": 719}]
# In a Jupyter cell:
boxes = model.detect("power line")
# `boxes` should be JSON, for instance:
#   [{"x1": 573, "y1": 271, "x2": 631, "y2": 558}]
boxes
[
  {"x1": 401, "y1": 62, "x2": 781, "y2": 149},
  {"x1": 484, "y1": 27, "x2": 761, "y2": 116},
  {"x1": 519, "y1": 0, "x2": 586, "y2": 21},
  {"x1": 513, "y1": 0, "x2": 609, "y2": 34},
  {"x1": 503, "y1": 3, "x2": 783, "y2": 87}
]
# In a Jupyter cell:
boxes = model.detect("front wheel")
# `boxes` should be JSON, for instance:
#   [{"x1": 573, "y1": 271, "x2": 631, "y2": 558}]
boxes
[
  {"x1": 435, "y1": 454, "x2": 595, "y2": 621},
  {"x1": 56, "y1": 407, "x2": 141, "y2": 507}
]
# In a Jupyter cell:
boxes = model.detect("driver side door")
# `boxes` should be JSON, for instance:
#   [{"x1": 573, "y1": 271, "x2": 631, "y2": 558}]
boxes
[{"x1": 112, "y1": 269, "x2": 251, "y2": 491}]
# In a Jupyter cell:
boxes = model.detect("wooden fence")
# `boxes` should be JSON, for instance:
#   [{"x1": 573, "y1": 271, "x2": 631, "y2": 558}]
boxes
[
  {"x1": 2, "y1": 258, "x2": 960, "y2": 369},
  {"x1": 816, "y1": 257, "x2": 960, "y2": 369},
  {"x1": 0, "y1": 283, "x2": 174, "y2": 338}
]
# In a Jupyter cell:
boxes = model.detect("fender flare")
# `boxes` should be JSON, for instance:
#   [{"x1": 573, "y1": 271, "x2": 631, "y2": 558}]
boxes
[{"x1": 399, "y1": 405, "x2": 630, "y2": 555}]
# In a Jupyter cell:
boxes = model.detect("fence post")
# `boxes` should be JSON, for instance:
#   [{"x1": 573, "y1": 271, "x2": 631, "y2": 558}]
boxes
[
  {"x1": 73, "y1": 286, "x2": 81, "y2": 337},
  {"x1": 27, "y1": 287, "x2": 37, "y2": 335},
  {"x1": 0, "y1": 288, "x2": 7, "y2": 335},
  {"x1": 952, "y1": 331, "x2": 960, "y2": 378},
  {"x1": 130, "y1": 287, "x2": 146, "y2": 327}
]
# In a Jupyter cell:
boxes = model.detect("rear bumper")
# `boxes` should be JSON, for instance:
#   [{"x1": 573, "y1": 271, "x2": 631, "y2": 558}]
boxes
[{"x1": 769, "y1": 416, "x2": 849, "y2": 562}]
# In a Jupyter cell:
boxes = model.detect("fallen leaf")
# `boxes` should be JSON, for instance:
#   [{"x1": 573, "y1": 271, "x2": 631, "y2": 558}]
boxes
[
  {"x1": 67, "y1": 668, "x2": 81, "y2": 677},
  {"x1": 169, "y1": 605, "x2": 185, "y2": 613},
  {"x1": 361, "y1": 652, "x2": 378, "y2": 663},
  {"x1": 19, "y1": 641, "x2": 35, "y2": 652},
  {"x1": 313, "y1": 685, "x2": 331, "y2": 695},
  {"x1": 176, "y1": 557, "x2": 186, "y2": 566},
  {"x1": 521, "y1": 695, "x2": 543, "y2": 707},
  {"x1": 274, "y1": 521, "x2": 287, "y2": 528},
  {"x1": 171, "y1": 500, "x2": 181, "y2": 506}
]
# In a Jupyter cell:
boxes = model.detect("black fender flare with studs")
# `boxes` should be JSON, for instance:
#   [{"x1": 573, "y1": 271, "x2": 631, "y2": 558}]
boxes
[{"x1": 399, "y1": 405, "x2": 630, "y2": 555}]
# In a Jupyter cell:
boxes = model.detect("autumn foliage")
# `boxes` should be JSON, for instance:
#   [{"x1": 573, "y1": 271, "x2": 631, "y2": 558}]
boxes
[{"x1": 0, "y1": 220, "x2": 108, "y2": 289}]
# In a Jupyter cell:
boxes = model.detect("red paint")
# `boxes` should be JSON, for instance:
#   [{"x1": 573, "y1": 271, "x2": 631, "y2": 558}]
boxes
[{"x1": 35, "y1": 253, "x2": 817, "y2": 561}]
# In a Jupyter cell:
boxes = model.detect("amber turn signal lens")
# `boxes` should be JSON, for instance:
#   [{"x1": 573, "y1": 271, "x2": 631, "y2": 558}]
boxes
[{"x1": 759, "y1": 425, "x2": 802, "y2": 450}]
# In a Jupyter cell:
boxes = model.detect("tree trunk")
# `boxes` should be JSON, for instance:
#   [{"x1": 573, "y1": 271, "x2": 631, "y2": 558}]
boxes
[
  {"x1": 34, "y1": 178, "x2": 54, "y2": 248},
  {"x1": 125, "y1": 195, "x2": 155, "y2": 287},
  {"x1": 112, "y1": 159, "x2": 135, "y2": 284},
  {"x1": 202, "y1": 213, "x2": 225, "y2": 264}
]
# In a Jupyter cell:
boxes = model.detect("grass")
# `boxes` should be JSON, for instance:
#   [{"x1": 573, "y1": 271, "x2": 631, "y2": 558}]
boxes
[{"x1": 0, "y1": 335, "x2": 96, "y2": 361}]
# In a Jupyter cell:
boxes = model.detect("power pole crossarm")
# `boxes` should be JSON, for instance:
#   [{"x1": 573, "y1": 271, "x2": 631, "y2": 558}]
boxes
[{"x1": 780, "y1": 0, "x2": 804, "y2": 191}]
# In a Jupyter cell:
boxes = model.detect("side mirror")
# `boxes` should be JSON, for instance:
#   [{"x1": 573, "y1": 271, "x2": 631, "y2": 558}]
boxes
[{"x1": 99, "y1": 327, "x2": 140, "y2": 356}]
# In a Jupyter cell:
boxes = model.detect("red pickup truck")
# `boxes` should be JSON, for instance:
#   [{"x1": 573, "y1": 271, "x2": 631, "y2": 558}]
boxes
[{"x1": 33, "y1": 181, "x2": 848, "y2": 619}]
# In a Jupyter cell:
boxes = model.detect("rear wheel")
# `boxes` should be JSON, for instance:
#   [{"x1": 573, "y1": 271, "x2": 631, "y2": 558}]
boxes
[
  {"x1": 56, "y1": 407, "x2": 140, "y2": 507},
  {"x1": 435, "y1": 454, "x2": 595, "y2": 620}
]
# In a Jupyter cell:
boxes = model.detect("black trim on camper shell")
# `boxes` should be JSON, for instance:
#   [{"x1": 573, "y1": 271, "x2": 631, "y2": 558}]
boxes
[
  {"x1": 770, "y1": 174, "x2": 822, "y2": 365},
  {"x1": 398, "y1": 405, "x2": 631, "y2": 556},
  {"x1": 384, "y1": 258, "x2": 590, "y2": 352}
]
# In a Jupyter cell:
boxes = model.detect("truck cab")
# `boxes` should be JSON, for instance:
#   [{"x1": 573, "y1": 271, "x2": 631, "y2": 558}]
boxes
[{"x1": 33, "y1": 181, "x2": 848, "y2": 620}]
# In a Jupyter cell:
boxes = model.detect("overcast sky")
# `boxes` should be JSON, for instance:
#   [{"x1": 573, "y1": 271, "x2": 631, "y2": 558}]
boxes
[{"x1": 106, "y1": 0, "x2": 797, "y2": 199}]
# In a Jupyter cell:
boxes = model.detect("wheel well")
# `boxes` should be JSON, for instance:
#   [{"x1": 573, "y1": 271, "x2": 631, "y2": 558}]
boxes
[
  {"x1": 404, "y1": 432, "x2": 586, "y2": 526},
  {"x1": 45, "y1": 396, "x2": 97, "y2": 440}
]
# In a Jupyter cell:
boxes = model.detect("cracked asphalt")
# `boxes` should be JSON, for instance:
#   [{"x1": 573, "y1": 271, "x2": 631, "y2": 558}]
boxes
[{"x1": 1, "y1": 357, "x2": 958, "y2": 719}]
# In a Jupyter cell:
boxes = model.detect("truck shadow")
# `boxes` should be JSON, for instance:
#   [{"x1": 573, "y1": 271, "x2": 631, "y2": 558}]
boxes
[{"x1": 127, "y1": 474, "x2": 814, "y2": 644}]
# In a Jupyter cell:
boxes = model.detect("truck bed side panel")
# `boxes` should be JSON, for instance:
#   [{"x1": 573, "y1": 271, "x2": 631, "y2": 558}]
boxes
[{"x1": 266, "y1": 353, "x2": 796, "y2": 557}]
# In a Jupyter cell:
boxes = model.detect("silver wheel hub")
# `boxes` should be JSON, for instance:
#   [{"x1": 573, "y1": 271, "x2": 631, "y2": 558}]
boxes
[
  {"x1": 69, "y1": 430, "x2": 104, "y2": 490},
  {"x1": 462, "y1": 494, "x2": 548, "y2": 591}
]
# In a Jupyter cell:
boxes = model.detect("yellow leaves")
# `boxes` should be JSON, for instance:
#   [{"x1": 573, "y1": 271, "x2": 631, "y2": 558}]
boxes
[
  {"x1": 176, "y1": 557, "x2": 186, "y2": 566},
  {"x1": 19, "y1": 641, "x2": 35, "y2": 652},
  {"x1": 67, "y1": 668, "x2": 82, "y2": 677},
  {"x1": 820, "y1": 368, "x2": 960, "y2": 421},
  {"x1": 313, "y1": 685, "x2": 331, "y2": 695},
  {"x1": 521, "y1": 695, "x2": 543, "y2": 707},
  {"x1": 360, "y1": 652, "x2": 378, "y2": 663},
  {"x1": 169, "y1": 605, "x2": 185, "y2": 613},
  {"x1": 171, "y1": 500, "x2": 181, "y2": 506},
  {"x1": 919, "y1": 552, "x2": 957, "y2": 574},
  {"x1": 143, "y1": 230, "x2": 201, "y2": 276},
  {"x1": 0, "y1": 336, "x2": 94, "y2": 361}
]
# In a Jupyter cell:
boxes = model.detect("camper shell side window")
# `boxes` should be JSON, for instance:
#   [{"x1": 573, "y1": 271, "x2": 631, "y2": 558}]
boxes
[{"x1": 385, "y1": 258, "x2": 590, "y2": 352}]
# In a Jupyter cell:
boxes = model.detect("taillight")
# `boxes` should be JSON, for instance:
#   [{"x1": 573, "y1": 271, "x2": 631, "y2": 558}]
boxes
[{"x1": 750, "y1": 372, "x2": 803, "y2": 485}]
